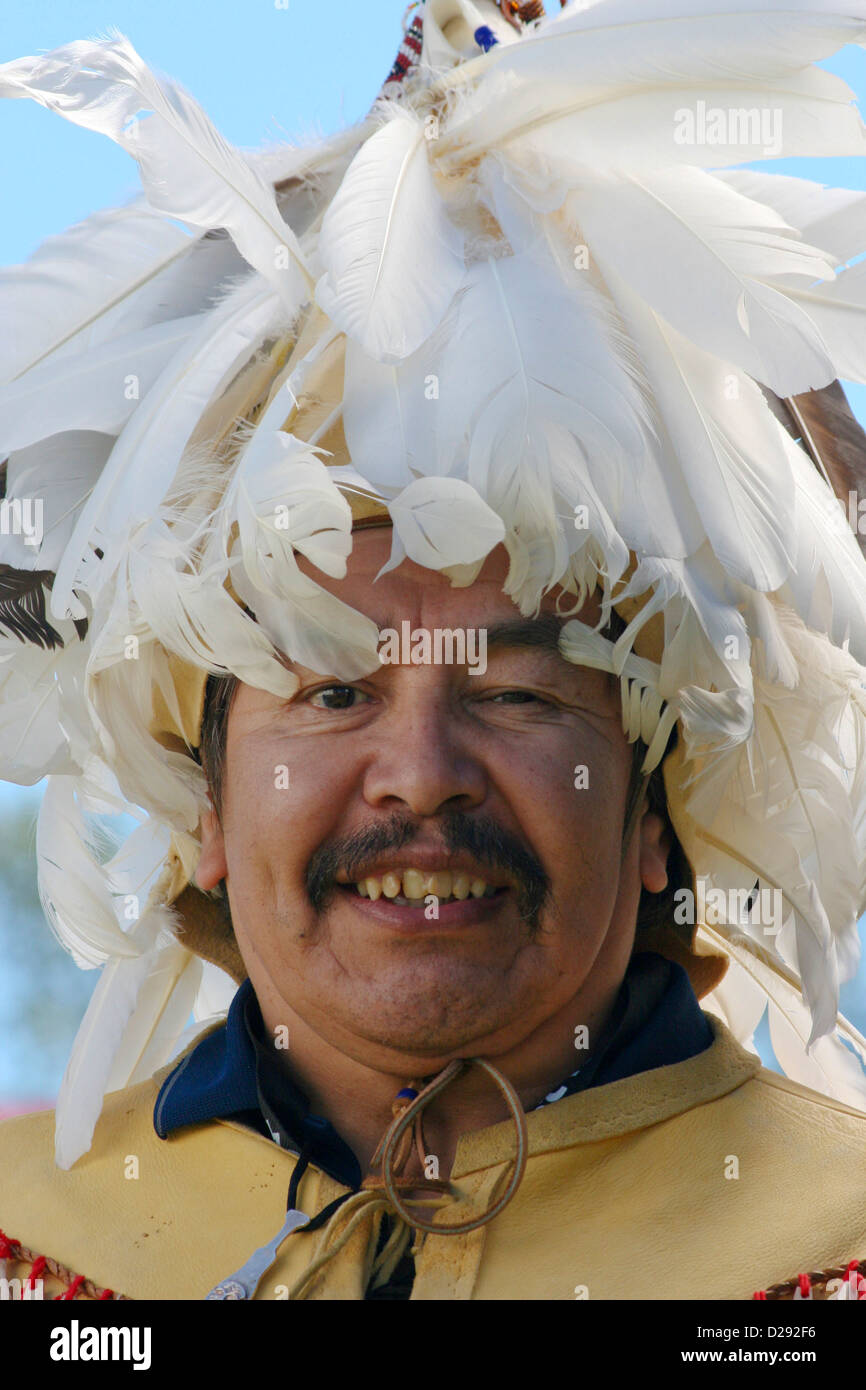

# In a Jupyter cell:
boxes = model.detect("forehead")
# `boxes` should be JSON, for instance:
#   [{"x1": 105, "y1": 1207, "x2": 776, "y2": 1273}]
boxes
[{"x1": 307, "y1": 526, "x2": 603, "y2": 630}]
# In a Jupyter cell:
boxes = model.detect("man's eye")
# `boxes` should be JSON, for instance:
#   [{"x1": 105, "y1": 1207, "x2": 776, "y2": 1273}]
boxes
[
  {"x1": 309, "y1": 685, "x2": 369, "y2": 710},
  {"x1": 490, "y1": 690, "x2": 544, "y2": 705}
]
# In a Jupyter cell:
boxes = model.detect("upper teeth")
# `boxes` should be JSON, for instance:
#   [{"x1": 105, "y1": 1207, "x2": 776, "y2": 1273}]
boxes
[{"x1": 355, "y1": 870, "x2": 495, "y2": 902}]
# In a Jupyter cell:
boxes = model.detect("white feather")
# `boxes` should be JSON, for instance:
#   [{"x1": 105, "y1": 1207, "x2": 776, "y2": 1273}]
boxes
[
  {"x1": 0, "y1": 205, "x2": 244, "y2": 397},
  {"x1": 0, "y1": 201, "x2": 197, "y2": 384},
  {"x1": 698, "y1": 950, "x2": 767, "y2": 1053},
  {"x1": 122, "y1": 523, "x2": 301, "y2": 700},
  {"x1": 50, "y1": 280, "x2": 283, "y2": 621},
  {"x1": 0, "y1": 317, "x2": 201, "y2": 455},
  {"x1": 342, "y1": 331, "x2": 447, "y2": 491},
  {"x1": 75, "y1": 759, "x2": 145, "y2": 823},
  {"x1": 256, "y1": 122, "x2": 371, "y2": 202},
  {"x1": 442, "y1": 0, "x2": 866, "y2": 119},
  {"x1": 0, "y1": 639, "x2": 85, "y2": 783},
  {"x1": 593, "y1": 266, "x2": 800, "y2": 590},
  {"x1": 224, "y1": 431, "x2": 354, "y2": 592},
  {"x1": 777, "y1": 425, "x2": 866, "y2": 662},
  {"x1": 772, "y1": 259, "x2": 866, "y2": 384},
  {"x1": 103, "y1": 225, "x2": 249, "y2": 332},
  {"x1": 110, "y1": 945, "x2": 202, "y2": 1088},
  {"x1": 439, "y1": 63, "x2": 866, "y2": 171},
  {"x1": 317, "y1": 105, "x2": 465, "y2": 361},
  {"x1": 85, "y1": 638, "x2": 210, "y2": 831},
  {"x1": 193, "y1": 960, "x2": 237, "y2": 1023},
  {"x1": 53, "y1": 903, "x2": 197, "y2": 1169},
  {"x1": 420, "y1": 249, "x2": 653, "y2": 605},
  {"x1": 229, "y1": 570, "x2": 382, "y2": 683},
  {"x1": 699, "y1": 922, "x2": 866, "y2": 1109},
  {"x1": 36, "y1": 776, "x2": 141, "y2": 968},
  {"x1": 0, "y1": 432, "x2": 113, "y2": 573},
  {"x1": 568, "y1": 167, "x2": 836, "y2": 396},
  {"x1": 216, "y1": 427, "x2": 382, "y2": 679},
  {"x1": 716, "y1": 169, "x2": 866, "y2": 265},
  {"x1": 612, "y1": 546, "x2": 753, "y2": 700},
  {"x1": 381, "y1": 477, "x2": 506, "y2": 576},
  {"x1": 669, "y1": 610, "x2": 866, "y2": 1042},
  {"x1": 482, "y1": 159, "x2": 703, "y2": 563},
  {"x1": 743, "y1": 590, "x2": 800, "y2": 688},
  {"x1": 0, "y1": 34, "x2": 312, "y2": 304},
  {"x1": 102, "y1": 814, "x2": 173, "y2": 901}
]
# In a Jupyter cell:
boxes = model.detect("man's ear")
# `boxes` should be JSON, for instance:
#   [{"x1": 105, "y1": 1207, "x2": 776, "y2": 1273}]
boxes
[
  {"x1": 195, "y1": 804, "x2": 228, "y2": 891},
  {"x1": 638, "y1": 808, "x2": 671, "y2": 895}
]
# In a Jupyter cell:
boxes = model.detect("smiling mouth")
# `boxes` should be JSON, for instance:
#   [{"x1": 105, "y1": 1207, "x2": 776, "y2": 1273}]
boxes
[{"x1": 344, "y1": 868, "x2": 503, "y2": 906}]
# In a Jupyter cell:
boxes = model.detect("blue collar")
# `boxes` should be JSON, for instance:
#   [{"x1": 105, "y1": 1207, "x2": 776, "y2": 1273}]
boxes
[
  {"x1": 154, "y1": 951, "x2": 712, "y2": 1188},
  {"x1": 154, "y1": 979, "x2": 364, "y2": 1187},
  {"x1": 154, "y1": 982, "x2": 260, "y2": 1138}
]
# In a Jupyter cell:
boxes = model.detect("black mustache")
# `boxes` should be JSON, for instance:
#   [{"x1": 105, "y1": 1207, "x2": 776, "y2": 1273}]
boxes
[{"x1": 306, "y1": 812, "x2": 551, "y2": 930}]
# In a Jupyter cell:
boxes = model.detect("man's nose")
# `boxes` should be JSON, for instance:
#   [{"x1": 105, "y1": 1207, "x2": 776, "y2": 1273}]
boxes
[{"x1": 361, "y1": 692, "x2": 487, "y2": 817}]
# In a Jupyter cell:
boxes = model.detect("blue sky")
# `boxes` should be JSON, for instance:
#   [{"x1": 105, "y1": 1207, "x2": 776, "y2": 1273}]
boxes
[
  {"x1": 0, "y1": 5, "x2": 865, "y2": 1098},
  {"x1": 0, "y1": 1, "x2": 404, "y2": 263}
]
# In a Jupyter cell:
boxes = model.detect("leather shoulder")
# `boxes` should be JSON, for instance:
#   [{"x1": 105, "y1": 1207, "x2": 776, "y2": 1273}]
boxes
[{"x1": 0, "y1": 1079, "x2": 302, "y2": 1299}]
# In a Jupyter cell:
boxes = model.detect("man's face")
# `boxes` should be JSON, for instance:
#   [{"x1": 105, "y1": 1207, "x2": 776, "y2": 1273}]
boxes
[{"x1": 197, "y1": 529, "x2": 668, "y2": 1076}]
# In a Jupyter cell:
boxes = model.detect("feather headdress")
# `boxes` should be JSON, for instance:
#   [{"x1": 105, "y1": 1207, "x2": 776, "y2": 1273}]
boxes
[{"x1": 2, "y1": 0, "x2": 866, "y2": 1167}]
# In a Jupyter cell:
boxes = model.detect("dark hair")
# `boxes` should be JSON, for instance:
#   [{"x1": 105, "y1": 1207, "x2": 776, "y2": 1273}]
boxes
[
  {"x1": 194, "y1": 648, "x2": 688, "y2": 937},
  {"x1": 197, "y1": 670, "x2": 239, "y2": 823}
]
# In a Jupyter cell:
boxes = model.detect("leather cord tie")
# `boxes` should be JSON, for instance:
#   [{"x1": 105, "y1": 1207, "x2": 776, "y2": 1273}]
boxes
[
  {"x1": 361, "y1": 1056, "x2": 529, "y2": 1236},
  {"x1": 284, "y1": 1058, "x2": 529, "y2": 1298}
]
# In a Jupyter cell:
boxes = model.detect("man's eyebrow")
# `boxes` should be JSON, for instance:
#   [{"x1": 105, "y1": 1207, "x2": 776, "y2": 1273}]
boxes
[
  {"x1": 484, "y1": 612, "x2": 620, "y2": 700},
  {"x1": 484, "y1": 614, "x2": 567, "y2": 653}
]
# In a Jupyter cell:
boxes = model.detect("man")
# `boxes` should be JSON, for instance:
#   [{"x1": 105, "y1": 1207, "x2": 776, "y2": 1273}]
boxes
[
  {"x1": 2, "y1": 526, "x2": 866, "y2": 1301},
  {"x1": 2, "y1": 0, "x2": 866, "y2": 1302},
  {"x1": 192, "y1": 533, "x2": 677, "y2": 1185}
]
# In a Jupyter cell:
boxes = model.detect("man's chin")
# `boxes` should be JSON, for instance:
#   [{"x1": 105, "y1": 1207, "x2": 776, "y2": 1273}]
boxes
[
  {"x1": 340, "y1": 1008, "x2": 515, "y2": 1069},
  {"x1": 304, "y1": 949, "x2": 543, "y2": 1067}
]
